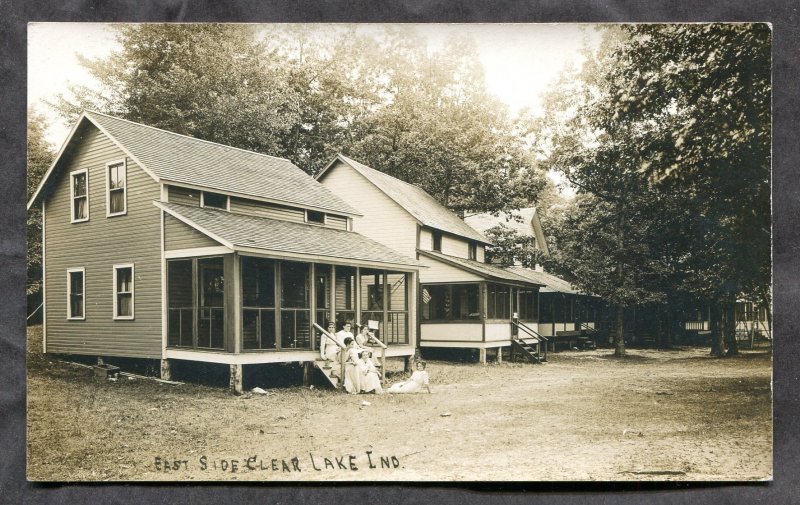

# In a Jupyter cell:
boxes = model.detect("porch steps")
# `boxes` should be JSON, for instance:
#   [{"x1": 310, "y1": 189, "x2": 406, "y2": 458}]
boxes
[
  {"x1": 510, "y1": 337, "x2": 544, "y2": 364},
  {"x1": 314, "y1": 358, "x2": 342, "y2": 389}
]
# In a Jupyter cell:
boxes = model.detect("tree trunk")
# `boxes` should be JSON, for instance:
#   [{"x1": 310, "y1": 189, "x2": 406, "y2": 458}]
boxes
[
  {"x1": 725, "y1": 297, "x2": 739, "y2": 356},
  {"x1": 614, "y1": 303, "x2": 626, "y2": 357},
  {"x1": 710, "y1": 303, "x2": 725, "y2": 357}
]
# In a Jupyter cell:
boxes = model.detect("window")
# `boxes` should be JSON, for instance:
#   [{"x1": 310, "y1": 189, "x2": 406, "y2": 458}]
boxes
[
  {"x1": 468, "y1": 242, "x2": 477, "y2": 261},
  {"x1": 106, "y1": 161, "x2": 127, "y2": 216},
  {"x1": 202, "y1": 191, "x2": 228, "y2": 210},
  {"x1": 307, "y1": 210, "x2": 325, "y2": 224},
  {"x1": 70, "y1": 170, "x2": 89, "y2": 222},
  {"x1": 432, "y1": 231, "x2": 442, "y2": 252},
  {"x1": 113, "y1": 264, "x2": 134, "y2": 319},
  {"x1": 67, "y1": 268, "x2": 85, "y2": 320}
]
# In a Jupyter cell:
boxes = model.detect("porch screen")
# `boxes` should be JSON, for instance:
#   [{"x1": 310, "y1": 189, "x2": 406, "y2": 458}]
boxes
[
  {"x1": 519, "y1": 289, "x2": 539, "y2": 321},
  {"x1": 385, "y1": 273, "x2": 408, "y2": 344},
  {"x1": 198, "y1": 257, "x2": 224, "y2": 349},
  {"x1": 167, "y1": 259, "x2": 193, "y2": 347},
  {"x1": 242, "y1": 257, "x2": 276, "y2": 350},
  {"x1": 334, "y1": 266, "x2": 356, "y2": 330},
  {"x1": 360, "y1": 269, "x2": 384, "y2": 340},
  {"x1": 280, "y1": 261, "x2": 311, "y2": 349},
  {"x1": 315, "y1": 264, "x2": 332, "y2": 329},
  {"x1": 487, "y1": 284, "x2": 511, "y2": 320},
  {"x1": 421, "y1": 283, "x2": 479, "y2": 321}
]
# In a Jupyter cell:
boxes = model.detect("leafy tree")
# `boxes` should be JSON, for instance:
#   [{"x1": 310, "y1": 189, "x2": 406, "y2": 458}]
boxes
[
  {"x1": 483, "y1": 225, "x2": 546, "y2": 269},
  {"x1": 53, "y1": 24, "x2": 544, "y2": 215},
  {"x1": 27, "y1": 107, "x2": 55, "y2": 322},
  {"x1": 538, "y1": 24, "x2": 771, "y2": 357}
]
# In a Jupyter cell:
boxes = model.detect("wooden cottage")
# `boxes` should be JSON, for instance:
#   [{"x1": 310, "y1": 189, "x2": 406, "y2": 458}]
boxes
[
  {"x1": 316, "y1": 155, "x2": 545, "y2": 363},
  {"x1": 28, "y1": 112, "x2": 421, "y2": 392},
  {"x1": 466, "y1": 209, "x2": 608, "y2": 350}
]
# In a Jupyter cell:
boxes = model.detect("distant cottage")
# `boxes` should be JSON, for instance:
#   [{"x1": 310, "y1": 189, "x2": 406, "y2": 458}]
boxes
[{"x1": 28, "y1": 112, "x2": 421, "y2": 393}]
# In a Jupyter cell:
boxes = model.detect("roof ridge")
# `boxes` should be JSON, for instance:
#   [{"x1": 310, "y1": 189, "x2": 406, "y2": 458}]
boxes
[{"x1": 85, "y1": 110, "x2": 294, "y2": 165}]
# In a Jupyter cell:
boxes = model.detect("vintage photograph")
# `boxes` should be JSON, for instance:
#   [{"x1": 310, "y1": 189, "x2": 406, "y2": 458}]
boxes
[{"x1": 26, "y1": 22, "x2": 772, "y2": 482}]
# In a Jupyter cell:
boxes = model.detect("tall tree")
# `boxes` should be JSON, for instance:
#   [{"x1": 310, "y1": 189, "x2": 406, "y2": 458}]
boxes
[{"x1": 27, "y1": 107, "x2": 55, "y2": 322}]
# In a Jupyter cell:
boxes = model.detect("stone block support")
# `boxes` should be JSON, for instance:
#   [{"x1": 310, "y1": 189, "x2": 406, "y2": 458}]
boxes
[
  {"x1": 160, "y1": 359, "x2": 172, "y2": 381},
  {"x1": 230, "y1": 364, "x2": 243, "y2": 395}
]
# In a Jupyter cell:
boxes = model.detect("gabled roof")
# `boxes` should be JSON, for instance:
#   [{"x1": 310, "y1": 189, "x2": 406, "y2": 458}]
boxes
[
  {"x1": 317, "y1": 154, "x2": 490, "y2": 244},
  {"x1": 28, "y1": 111, "x2": 360, "y2": 217},
  {"x1": 418, "y1": 250, "x2": 544, "y2": 286},
  {"x1": 156, "y1": 202, "x2": 419, "y2": 270},
  {"x1": 464, "y1": 208, "x2": 550, "y2": 255},
  {"x1": 505, "y1": 267, "x2": 584, "y2": 294}
]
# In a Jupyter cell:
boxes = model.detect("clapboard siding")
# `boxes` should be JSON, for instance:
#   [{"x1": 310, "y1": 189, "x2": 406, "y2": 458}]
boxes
[
  {"x1": 168, "y1": 185, "x2": 200, "y2": 206},
  {"x1": 476, "y1": 245, "x2": 485, "y2": 263},
  {"x1": 164, "y1": 214, "x2": 220, "y2": 250},
  {"x1": 326, "y1": 214, "x2": 348, "y2": 231},
  {"x1": 441, "y1": 234, "x2": 469, "y2": 258},
  {"x1": 418, "y1": 255, "x2": 482, "y2": 283},
  {"x1": 419, "y1": 228, "x2": 433, "y2": 250},
  {"x1": 44, "y1": 123, "x2": 162, "y2": 359},
  {"x1": 319, "y1": 160, "x2": 418, "y2": 258},
  {"x1": 229, "y1": 196, "x2": 306, "y2": 223}
]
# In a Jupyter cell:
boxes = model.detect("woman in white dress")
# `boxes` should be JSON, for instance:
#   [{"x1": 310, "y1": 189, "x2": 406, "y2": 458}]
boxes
[
  {"x1": 360, "y1": 350, "x2": 383, "y2": 394},
  {"x1": 387, "y1": 361, "x2": 431, "y2": 394},
  {"x1": 342, "y1": 337, "x2": 364, "y2": 394}
]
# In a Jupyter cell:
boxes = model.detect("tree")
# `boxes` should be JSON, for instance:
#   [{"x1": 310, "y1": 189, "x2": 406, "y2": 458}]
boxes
[
  {"x1": 537, "y1": 24, "x2": 771, "y2": 357},
  {"x1": 53, "y1": 25, "x2": 545, "y2": 216},
  {"x1": 27, "y1": 107, "x2": 55, "y2": 322},
  {"x1": 483, "y1": 225, "x2": 546, "y2": 269}
]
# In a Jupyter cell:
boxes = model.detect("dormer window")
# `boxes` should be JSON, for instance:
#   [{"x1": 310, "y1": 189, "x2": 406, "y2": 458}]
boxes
[
  {"x1": 468, "y1": 241, "x2": 477, "y2": 261},
  {"x1": 70, "y1": 169, "x2": 89, "y2": 223},
  {"x1": 432, "y1": 230, "x2": 442, "y2": 252},
  {"x1": 106, "y1": 160, "x2": 127, "y2": 216},
  {"x1": 201, "y1": 191, "x2": 228, "y2": 210},
  {"x1": 306, "y1": 210, "x2": 325, "y2": 224}
]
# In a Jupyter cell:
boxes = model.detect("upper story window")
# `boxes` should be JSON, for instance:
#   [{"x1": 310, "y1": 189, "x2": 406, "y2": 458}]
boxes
[
  {"x1": 468, "y1": 241, "x2": 477, "y2": 261},
  {"x1": 113, "y1": 264, "x2": 134, "y2": 320},
  {"x1": 432, "y1": 230, "x2": 442, "y2": 252},
  {"x1": 67, "y1": 267, "x2": 85, "y2": 320},
  {"x1": 70, "y1": 169, "x2": 89, "y2": 223},
  {"x1": 106, "y1": 160, "x2": 127, "y2": 217},
  {"x1": 201, "y1": 191, "x2": 228, "y2": 210},
  {"x1": 306, "y1": 210, "x2": 325, "y2": 224}
]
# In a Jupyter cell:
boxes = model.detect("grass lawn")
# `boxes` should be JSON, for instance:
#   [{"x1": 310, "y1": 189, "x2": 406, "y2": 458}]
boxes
[{"x1": 26, "y1": 326, "x2": 772, "y2": 482}]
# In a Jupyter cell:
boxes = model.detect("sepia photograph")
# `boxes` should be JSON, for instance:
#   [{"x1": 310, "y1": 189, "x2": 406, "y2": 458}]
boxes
[{"x1": 25, "y1": 22, "x2": 772, "y2": 482}]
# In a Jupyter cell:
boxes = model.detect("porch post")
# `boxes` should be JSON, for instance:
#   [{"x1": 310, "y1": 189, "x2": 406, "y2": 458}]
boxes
[
  {"x1": 496, "y1": 347, "x2": 503, "y2": 363},
  {"x1": 160, "y1": 359, "x2": 171, "y2": 381},
  {"x1": 224, "y1": 253, "x2": 242, "y2": 354},
  {"x1": 302, "y1": 362, "x2": 312, "y2": 386},
  {"x1": 479, "y1": 348, "x2": 487, "y2": 364},
  {"x1": 229, "y1": 364, "x2": 243, "y2": 394}
]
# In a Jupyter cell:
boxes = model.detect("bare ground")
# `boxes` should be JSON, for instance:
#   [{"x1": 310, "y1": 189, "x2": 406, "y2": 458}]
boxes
[{"x1": 26, "y1": 326, "x2": 772, "y2": 482}]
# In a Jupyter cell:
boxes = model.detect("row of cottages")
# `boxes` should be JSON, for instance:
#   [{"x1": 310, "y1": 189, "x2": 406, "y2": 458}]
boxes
[
  {"x1": 28, "y1": 112, "x2": 423, "y2": 393},
  {"x1": 464, "y1": 209, "x2": 608, "y2": 345},
  {"x1": 316, "y1": 155, "x2": 546, "y2": 363}
]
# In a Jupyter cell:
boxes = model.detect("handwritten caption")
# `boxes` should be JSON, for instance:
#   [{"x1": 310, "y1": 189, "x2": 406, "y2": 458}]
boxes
[{"x1": 153, "y1": 451, "x2": 401, "y2": 474}]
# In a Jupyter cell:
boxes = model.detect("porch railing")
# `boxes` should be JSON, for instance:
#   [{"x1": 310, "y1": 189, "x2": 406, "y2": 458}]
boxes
[{"x1": 511, "y1": 319, "x2": 548, "y2": 362}]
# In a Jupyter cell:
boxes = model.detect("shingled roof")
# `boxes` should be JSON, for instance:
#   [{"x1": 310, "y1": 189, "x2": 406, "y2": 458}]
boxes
[
  {"x1": 29, "y1": 111, "x2": 359, "y2": 216},
  {"x1": 418, "y1": 250, "x2": 544, "y2": 286},
  {"x1": 505, "y1": 267, "x2": 583, "y2": 294},
  {"x1": 156, "y1": 202, "x2": 419, "y2": 269},
  {"x1": 318, "y1": 154, "x2": 490, "y2": 244}
]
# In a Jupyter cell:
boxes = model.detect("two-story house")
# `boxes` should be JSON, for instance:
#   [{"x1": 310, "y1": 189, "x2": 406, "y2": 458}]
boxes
[
  {"x1": 28, "y1": 112, "x2": 421, "y2": 393},
  {"x1": 316, "y1": 155, "x2": 545, "y2": 364}
]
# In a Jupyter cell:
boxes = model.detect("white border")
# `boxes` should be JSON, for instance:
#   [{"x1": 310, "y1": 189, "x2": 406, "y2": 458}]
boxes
[
  {"x1": 42, "y1": 201, "x2": 47, "y2": 352},
  {"x1": 105, "y1": 159, "x2": 128, "y2": 217},
  {"x1": 66, "y1": 267, "x2": 85, "y2": 320},
  {"x1": 69, "y1": 168, "x2": 89, "y2": 223},
  {"x1": 112, "y1": 263, "x2": 135, "y2": 320}
]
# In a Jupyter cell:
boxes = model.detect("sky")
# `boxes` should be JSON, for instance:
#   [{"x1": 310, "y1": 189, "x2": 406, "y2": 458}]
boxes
[{"x1": 28, "y1": 23, "x2": 604, "y2": 148}]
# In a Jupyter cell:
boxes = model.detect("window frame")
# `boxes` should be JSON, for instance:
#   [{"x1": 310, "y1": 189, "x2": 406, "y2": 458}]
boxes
[
  {"x1": 66, "y1": 267, "x2": 86, "y2": 320},
  {"x1": 432, "y1": 230, "x2": 443, "y2": 252},
  {"x1": 105, "y1": 159, "x2": 128, "y2": 217},
  {"x1": 112, "y1": 263, "x2": 135, "y2": 320},
  {"x1": 200, "y1": 191, "x2": 230, "y2": 211},
  {"x1": 305, "y1": 210, "x2": 326, "y2": 225},
  {"x1": 468, "y1": 241, "x2": 477, "y2": 261},
  {"x1": 70, "y1": 169, "x2": 90, "y2": 223}
]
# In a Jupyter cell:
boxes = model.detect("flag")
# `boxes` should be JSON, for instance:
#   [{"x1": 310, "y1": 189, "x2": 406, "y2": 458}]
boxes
[{"x1": 422, "y1": 288, "x2": 431, "y2": 304}]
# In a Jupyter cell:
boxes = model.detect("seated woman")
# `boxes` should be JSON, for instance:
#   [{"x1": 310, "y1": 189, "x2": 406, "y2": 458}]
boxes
[
  {"x1": 342, "y1": 337, "x2": 364, "y2": 394},
  {"x1": 355, "y1": 325, "x2": 376, "y2": 353},
  {"x1": 387, "y1": 361, "x2": 431, "y2": 394},
  {"x1": 359, "y1": 350, "x2": 383, "y2": 394}
]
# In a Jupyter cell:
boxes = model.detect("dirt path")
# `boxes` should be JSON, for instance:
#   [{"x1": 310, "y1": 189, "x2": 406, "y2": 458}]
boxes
[{"x1": 27, "y1": 328, "x2": 772, "y2": 482}]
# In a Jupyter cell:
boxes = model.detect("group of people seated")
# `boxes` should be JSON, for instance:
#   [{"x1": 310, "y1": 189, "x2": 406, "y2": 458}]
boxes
[{"x1": 319, "y1": 321, "x2": 431, "y2": 395}]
